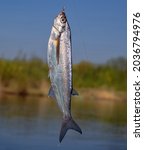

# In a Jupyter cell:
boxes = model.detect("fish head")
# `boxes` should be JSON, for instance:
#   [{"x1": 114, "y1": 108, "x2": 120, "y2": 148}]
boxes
[{"x1": 53, "y1": 10, "x2": 67, "y2": 34}]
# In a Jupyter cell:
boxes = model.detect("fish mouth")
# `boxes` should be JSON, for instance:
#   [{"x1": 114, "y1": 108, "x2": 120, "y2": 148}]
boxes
[{"x1": 59, "y1": 11, "x2": 67, "y2": 24}]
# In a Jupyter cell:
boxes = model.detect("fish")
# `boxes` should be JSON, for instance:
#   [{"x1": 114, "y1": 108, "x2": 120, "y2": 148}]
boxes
[{"x1": 47, "y1": 10, "x2": 82, "y2": 143}]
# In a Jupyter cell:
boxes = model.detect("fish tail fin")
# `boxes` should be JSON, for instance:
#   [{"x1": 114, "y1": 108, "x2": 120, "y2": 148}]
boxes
[{"x1": 59, "y1": 117, "x2": 82, "y2": 143}]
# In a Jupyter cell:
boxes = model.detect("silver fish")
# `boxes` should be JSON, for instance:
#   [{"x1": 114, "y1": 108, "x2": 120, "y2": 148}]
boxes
[{"x1": 47, "y1": 10, "x2": 82, "y2": 142}]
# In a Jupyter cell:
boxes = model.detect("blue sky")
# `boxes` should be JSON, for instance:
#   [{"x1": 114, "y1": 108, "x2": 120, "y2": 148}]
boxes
[{"x1": 0, "y1": 0, "x2": 126, "y2": 63}]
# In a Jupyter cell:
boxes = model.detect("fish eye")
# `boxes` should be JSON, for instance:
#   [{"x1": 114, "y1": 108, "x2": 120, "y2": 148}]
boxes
[{"x1": 60, "y1": 17, "x2": 66, "y2": 23}]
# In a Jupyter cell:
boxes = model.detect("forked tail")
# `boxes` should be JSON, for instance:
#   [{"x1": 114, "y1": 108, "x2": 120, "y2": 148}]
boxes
[{"x1": 59, "y1": 117, "x2": 82, "y2": 143}]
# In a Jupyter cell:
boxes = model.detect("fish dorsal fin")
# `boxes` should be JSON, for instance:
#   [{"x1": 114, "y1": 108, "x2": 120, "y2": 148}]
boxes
[
  {"x1": 71, "y1": 89, "x2": 79, "y2": 96},
  {"x1": 53, "y1": 38, "x2": 60, "y2": 64},
  {"x1": 48, "y1": 86, "x2": 56, "y2": 99}
]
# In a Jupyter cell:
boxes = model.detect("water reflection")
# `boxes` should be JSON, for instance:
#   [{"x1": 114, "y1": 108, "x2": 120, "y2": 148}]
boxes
[{"x1": 0, "y1": 95, "x2": 126, "y2": 150}]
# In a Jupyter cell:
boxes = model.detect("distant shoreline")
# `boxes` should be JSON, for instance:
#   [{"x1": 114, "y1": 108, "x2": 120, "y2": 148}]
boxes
[
  {"x1": 0, "y1": 58, "x2": 127, "y2": 100},
  {"x1": 0, "y1": 84, "x2": 126, "y2": 101}
]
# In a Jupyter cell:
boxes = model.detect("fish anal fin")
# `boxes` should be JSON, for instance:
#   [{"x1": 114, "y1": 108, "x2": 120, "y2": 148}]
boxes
[
  {"x1": 48, "y1": 86, "x2": 56, "y2": 99},
  {"x1": 59, "y1": 117, "x2": 82, "y2": 143},
  {"x1": 71, "y1": 89, "x2": 79, "y2": 96}
]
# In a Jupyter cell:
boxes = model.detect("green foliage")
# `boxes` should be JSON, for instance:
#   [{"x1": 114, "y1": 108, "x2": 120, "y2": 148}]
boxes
[
  {"x1": 0, "y1": 57, "x2": 127, "y2": 92},
  {"x1": 0, "y1": 57, "x2": 48, "y2": 94},
  {"x1": 73, "y1": 58, "x2": 127, "y2": 91}
]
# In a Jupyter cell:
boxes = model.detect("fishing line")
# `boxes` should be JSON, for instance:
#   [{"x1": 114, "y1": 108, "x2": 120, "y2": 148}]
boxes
[{"x1": 59, "y1": 0, "x2": 87, "y2": 63}]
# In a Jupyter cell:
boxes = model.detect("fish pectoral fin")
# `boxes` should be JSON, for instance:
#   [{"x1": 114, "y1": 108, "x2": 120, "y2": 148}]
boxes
[
  {"x1": 53, "y1": 38, "x2": 60, "y2": 65},
  {"x1": 71, "y1": 89, "x2": 79, "y2": 96},
  {"x1": 48, "y1": 86, "x2": 56, "y2": 99}
]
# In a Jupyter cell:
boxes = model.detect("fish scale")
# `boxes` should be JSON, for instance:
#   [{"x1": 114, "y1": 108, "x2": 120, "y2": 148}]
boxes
[{"x1": 47, "y1": 10, "x2": 82, "y2": 143}]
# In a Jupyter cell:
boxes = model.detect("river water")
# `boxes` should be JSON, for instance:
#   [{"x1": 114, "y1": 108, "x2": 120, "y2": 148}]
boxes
[{"x1": 0, "y1": 95, "x2": 126, "y2": 150}]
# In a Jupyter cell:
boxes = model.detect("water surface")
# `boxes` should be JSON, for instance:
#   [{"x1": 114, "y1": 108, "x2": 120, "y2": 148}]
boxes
[{"x1": 0, "y1": 95, "x2": 126, "y2": 150}]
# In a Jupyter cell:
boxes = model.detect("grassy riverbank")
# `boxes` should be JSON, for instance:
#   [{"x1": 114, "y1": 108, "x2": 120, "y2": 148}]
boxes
[{"x1": 0, "y1": 57, "x2": 126, "y2": 99}]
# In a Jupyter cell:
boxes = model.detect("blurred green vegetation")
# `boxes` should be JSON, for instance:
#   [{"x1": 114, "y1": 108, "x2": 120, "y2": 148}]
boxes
[
  {"x1": 0, "y1": 57, "x2": 48, "y2": 94},
  {"x1": 73, "y1": 57, "x2": 127, "y2": 91},
  {"x1": 0, "y1": 57, "x2": 127, "y2": 94}
]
